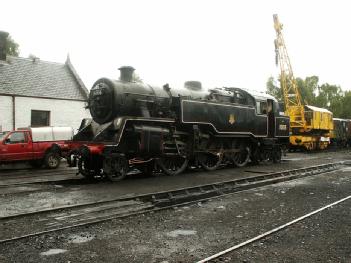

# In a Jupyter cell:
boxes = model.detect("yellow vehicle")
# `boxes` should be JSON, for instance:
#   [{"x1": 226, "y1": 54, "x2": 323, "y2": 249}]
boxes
[{"x1": 273, "y1": 14, "x2": 333, "y2": 150}]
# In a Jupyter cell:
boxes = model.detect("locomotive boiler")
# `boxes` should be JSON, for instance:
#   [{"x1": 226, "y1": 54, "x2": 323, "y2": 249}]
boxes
[{"x1": 71, "y1": 66, "x2": 290, "y2": 181}]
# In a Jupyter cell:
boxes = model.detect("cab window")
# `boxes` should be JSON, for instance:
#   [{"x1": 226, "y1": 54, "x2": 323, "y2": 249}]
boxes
[
  {"x1": 256, "y1": 101, "x2": 268, "y2": 114},
  {"x1": 6, "y1": 132, "x2": 26, "y2": 144}
]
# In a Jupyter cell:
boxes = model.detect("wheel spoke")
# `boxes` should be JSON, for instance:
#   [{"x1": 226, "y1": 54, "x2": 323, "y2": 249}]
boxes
[
  {"x1": 78, "y1": 158, "x2": 97, "y2": 180},
  {"x1": 157, "y1": 156, "x2": 188, "y2": 176},
  {"x1": 105, "y1": 156, "x2": 128, "y2": 182},
  {"x1": 198, "y1": 152, "x2": 222, "y2": 171},
  {"x1": 233, "y1": 147, "x2": 250, "y2": 167}
]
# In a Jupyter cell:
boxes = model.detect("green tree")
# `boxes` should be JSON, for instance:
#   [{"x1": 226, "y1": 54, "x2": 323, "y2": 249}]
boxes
[
  {"x1": 339, "y1": 91, "x2": 351, "y2": 118},
  {"x1": 297, "y1": 76, "x2": 319, "y2": 105},
  {"x1": 315, "y1": 83, "x2": 343, "y2": 116},
  {"x1": 266, "y1": 75, "x2": 319, "y2": 104},
  {"x1": 266, "y1": 75, "x2": 351, "y2": 118},
  {"x1": 266, "y1": 76, "x2": 282, "y2": 101},
  {"x1": 6, "y1": 35, "x2": 19, "y2": 56}
]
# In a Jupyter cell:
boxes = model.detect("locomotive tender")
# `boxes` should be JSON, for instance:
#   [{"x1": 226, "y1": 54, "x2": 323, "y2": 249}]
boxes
[{"x1": 71, "y1": 66, "x2": 290, "y2": 181}]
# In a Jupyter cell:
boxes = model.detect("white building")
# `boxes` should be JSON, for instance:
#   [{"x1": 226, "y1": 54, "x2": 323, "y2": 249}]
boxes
[{"x1": 0, "y1": 32, "x2": 90, "y2": 132}]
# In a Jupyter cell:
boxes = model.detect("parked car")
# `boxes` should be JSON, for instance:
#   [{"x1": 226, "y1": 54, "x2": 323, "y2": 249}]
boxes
[{"x1": 0, "y1": 127, "x2": 74, "y2": 169}]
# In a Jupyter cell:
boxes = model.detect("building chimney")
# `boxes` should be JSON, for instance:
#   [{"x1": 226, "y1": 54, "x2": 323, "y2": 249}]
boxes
[
  {"x1": 119, "y1": 66, "x2": 135, "y2": 82},
  {"x1": 0, "y1": 31, "x2": 9, "y2": 61}
]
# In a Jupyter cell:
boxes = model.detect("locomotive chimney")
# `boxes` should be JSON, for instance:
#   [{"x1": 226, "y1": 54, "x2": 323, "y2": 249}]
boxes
[
  {"x1": 184, "y1": 81, "x2": 202, "y2": 91},
  {"x1": 119, "y1": 66, "x2": 135, "y2": 82},
  {"x1": 0, "y1": 31, "x2": 9, "y2": 61}
]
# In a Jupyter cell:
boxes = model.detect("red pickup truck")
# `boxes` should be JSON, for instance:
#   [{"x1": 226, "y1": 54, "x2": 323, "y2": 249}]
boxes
[{"x1": 0, "y1": 127, "x2": 74, "y2": 169}]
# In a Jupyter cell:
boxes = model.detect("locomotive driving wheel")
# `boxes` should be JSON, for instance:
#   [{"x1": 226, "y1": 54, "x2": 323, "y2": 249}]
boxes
[
  {"x1": 197, "y1": 151, "x2": 223, "y2": 171},
  {"x1": 250, "y1": 147, "x2": 261, "y2": 165},
  {"x1": 157, "y1": 156, "x2": 189, "y2": 176},
  {"x1": 103, "y1": 155, "x2": 129, "y2": 182},
  {"x1": 233, "y1": 146, "x2": 251, "y2": 167},
  {"x1": 272, "y1": 147, "x2": 282, "y2": 163},
  {"x1": 78, "y1": 157, "x2": 96, "y2": 180}
]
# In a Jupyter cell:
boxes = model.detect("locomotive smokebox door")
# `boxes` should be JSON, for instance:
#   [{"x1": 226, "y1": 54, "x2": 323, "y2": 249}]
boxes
[{"x1": 133, "y1": 125, "x2": 169, "y2": 155}]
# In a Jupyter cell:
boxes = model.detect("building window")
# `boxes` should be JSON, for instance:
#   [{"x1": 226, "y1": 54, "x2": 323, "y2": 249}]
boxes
[{"x1": 31, "y1": 110, "x2": 50, "y2": 127}]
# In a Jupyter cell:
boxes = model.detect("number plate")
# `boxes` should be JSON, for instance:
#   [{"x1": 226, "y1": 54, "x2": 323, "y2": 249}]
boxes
[
  {"x1": 92, "y1": 89, "x2": 102, "y2": 96},
  {"x1": 279, "y1": 124, "x2": 287, "y2": 130}
]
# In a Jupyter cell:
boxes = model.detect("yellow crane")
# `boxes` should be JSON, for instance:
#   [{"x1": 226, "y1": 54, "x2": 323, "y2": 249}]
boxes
[{"x1": 273, "y1": 14, "x2": 333, "y2": 150}]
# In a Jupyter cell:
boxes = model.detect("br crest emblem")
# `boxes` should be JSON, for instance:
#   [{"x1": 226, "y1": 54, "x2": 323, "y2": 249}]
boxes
[{"x1": 229, "y1": 114, "x2": 235, "y2": 124}]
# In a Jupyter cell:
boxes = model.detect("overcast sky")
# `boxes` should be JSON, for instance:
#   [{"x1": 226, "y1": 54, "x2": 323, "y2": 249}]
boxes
[{"x1": 2, "y1": 0, "x2": 350, "y2": 92}]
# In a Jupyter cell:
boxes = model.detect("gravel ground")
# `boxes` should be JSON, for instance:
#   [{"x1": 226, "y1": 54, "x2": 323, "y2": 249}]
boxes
[
  {"x1": 218, "y1": 197, "x2": 351, "y2": 262},
  {"x1": 0, "y1": 153, "x2": 351, "y2": 262}
]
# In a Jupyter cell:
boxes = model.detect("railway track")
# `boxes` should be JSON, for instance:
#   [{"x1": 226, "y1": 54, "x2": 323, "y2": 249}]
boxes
[
  {"x1": 0, "y1": 152, "x2": 344, "y2": 189},
  {"x1": 0, "y1": 177, "x2": 80, "y2": 188},
  {"x1": 196, "y1": 194, "x2": 351, "y2": 263},
  {"x1": 0, "y1": 161, "x2": 344, "y2": 244},
  {"x1": 0, "y1": 167, "x2": 78, "y2": 186},
  {"x1": 0, "y1": 165, "x2": 75, "y2": 177}
]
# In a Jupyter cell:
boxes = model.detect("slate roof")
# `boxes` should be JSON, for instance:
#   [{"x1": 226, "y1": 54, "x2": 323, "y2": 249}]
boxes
[{"x1": 0, "y1": 56, "x2": 88, "y2": 101}]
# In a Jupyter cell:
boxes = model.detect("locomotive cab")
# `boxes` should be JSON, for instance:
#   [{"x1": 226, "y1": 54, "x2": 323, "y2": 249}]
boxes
[{"x1": 250, "y1": 91, "x2": 289, "y2": 139}]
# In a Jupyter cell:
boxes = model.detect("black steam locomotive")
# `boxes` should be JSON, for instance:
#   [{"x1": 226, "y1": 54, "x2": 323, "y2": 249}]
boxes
[{"x1": 71, "y1": 66, "x2": 290, "y2": 181}]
